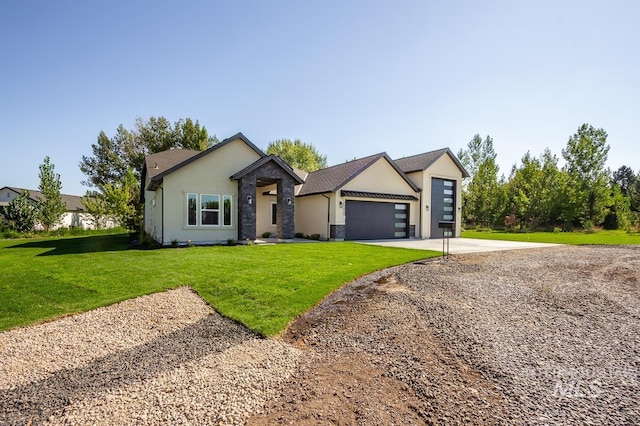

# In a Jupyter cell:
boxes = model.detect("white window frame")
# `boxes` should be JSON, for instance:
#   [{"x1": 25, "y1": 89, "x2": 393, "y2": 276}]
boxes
[
  {"x1": 186, "y1": 193, "x2": 198, "y2": 226},
  {"x1": 185, "y1": 193, "x2": 234, "y2": 227},
  {"x1": 223, "y1": 195, "x2": 233, "y2": 227},
  {"x1": 200, "y1": 194, "x2": 220, "y2": 226}
]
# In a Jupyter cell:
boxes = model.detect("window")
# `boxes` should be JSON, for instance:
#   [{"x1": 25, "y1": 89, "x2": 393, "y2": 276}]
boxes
[
  {"x1": 271, "y1": 203, "x2": 277, "y2": 225},
  {"x1": 186, "y1": 193, "x2": 234, "y2": 227},
  {"x1": 444, "y1": 181, "x2": 454, "y2": 187},
  {"x1": 201, "y1": 194, "x2": 220, "y2": 225},
  {"x1": 187, "y1": 193, "x2": 197, "y2": 226},
  {"x1": 223, "y1": 195, "x2": 232, "y2": 226}
]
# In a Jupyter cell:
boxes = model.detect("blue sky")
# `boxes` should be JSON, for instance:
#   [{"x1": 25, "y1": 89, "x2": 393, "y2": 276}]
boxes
[{"x1": 1, "y1": 0, "x2": 638, "y2": 195}]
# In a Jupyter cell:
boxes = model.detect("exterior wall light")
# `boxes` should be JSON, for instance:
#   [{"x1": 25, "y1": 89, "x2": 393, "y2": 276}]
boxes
[
  {"x1": 339, "y1": 201, "x2": 343, "y2": 208},
  {"x1": 425, "y1": 205, "x2": 429, "y2": 211},
  {"x1": 247, "y1": 195, "x2": 253, "y2": 205},
  {"x1": 287, "y1": 197, "x2": 292, "y2": 206}
]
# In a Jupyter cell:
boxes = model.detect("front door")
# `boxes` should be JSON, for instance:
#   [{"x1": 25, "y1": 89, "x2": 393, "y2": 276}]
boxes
[{"x1": 430, "y1": 178, "x2": 456, "y2": 238}]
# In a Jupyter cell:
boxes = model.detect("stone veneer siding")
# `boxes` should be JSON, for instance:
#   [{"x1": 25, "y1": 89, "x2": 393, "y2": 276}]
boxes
[
  {"x1": 237, "y1": 160, "x2": 297, "y2": 240},
  {"x1": 330, "y1": 224, "x2": 346, "y2": 241}
]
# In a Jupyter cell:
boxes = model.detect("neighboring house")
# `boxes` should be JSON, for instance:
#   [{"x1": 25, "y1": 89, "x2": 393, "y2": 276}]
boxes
[
  {"x1": 140, "y1": 132, "x2": 469, "y2": 245},
  {"x1": 0, "y1": 186, "x2": 112, "y2": 230}
]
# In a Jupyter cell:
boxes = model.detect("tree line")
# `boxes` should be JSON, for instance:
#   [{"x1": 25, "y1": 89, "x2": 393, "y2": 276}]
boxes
[{"x1": 458, "y1": 123, "x2": 639, "y2": 232}]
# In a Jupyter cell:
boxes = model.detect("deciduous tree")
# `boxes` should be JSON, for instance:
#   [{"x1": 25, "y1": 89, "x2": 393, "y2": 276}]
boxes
[
  {"x1": 266, "y1": 139, "x2": 328, "y2": 171},
  {"x1": 562, "y1": 124, "x2": 611, "y2": 227},
  {"x1": 38, "y1": 156, "x2": 66, "y2": 231},
  {"x1": 2, "y1": 191, "x2": 37, "y2": 232}
]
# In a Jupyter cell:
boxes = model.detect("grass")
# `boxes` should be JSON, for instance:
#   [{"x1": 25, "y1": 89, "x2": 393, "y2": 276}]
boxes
[
  {"x1": 0, "y1": 234, "x2": 438, "y2": 336},
  {"x1": 462, "y1": 229, "x2": 640, "y2": 245}
]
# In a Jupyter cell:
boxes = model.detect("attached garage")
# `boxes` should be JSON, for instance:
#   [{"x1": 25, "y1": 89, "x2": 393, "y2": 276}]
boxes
[{"x1": 345, "y1": 200, "x2": 410, "y2": 240}]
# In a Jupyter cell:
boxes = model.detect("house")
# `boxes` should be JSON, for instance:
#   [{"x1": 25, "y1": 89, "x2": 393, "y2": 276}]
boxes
[
  {"x1": 140, "y1": 132, "x2": 469, "y2": 245},
  {"x1": 0, "y1": 186, "x2": 110, "y2": 230}
]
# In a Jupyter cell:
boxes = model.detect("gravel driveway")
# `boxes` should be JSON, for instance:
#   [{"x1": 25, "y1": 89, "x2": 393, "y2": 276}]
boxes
[{"x1": 2, "y1": 245, "x2": 639, "y2": 425}]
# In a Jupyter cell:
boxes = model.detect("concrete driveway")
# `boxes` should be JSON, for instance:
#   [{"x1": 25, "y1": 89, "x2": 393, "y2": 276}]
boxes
[{"x1": 359, "y1": 237, "x2": 560, "y2": 254}]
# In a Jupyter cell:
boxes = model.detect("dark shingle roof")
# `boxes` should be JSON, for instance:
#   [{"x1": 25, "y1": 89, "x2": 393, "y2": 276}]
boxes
[
  {"x1": 3, "y1": 186, "x2": 85, "y2": 211},
  {"x1": 144, "y1": 149, "x2": 201, "y2": 180},
  {"x1": 394, "y1": 148, "x2": 470, "y2": 178}
]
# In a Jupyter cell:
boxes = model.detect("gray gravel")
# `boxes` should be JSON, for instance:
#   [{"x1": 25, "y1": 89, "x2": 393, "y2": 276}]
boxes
[
  {"x1": 252, "y1": 245, "x2": 640, "y2": 425},
  {"x1": 395, "y1": 245, "x2": 640, "y2": 424},
  {"x1": 0, "y1": 287, "x2": 301, "y2": 425}
]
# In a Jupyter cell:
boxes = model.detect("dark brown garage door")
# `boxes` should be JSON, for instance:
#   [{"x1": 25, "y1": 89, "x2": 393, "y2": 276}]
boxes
[{"x1": 345, "y1": 201, "x2": 409, "y2": 240}]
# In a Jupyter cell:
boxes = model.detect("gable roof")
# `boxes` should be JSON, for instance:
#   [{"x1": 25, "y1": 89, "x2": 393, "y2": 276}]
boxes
[
  {"x1": 1, "y1": 186, "x2": 85, "y2": 211},
  {"x1": 297, "y1": 152, "x2": 420, "y2": 196},
  {"x1": 144, "y1": 132, "x2": 266, "y2": 191},
  {"x1": 394, "y1": 148, "x2": 470, "y2": 178},
  {"x1": 230, "y1": 155, "x2": 305, "y2": 184}
]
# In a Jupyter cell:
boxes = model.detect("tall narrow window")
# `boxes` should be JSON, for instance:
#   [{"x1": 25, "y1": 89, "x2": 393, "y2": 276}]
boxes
[
  {"x1": 187, "y1": 193, "x2": 197, "y2": 226},
  {"x1": 223, "y1": 195, "x2": 232, "y2": 226},
  {"x1": 271, "y1": 203, "x2": 277, "y2": 225},
  {"x1": 201, "y1": 194, "x2": 220, "y2": 225}
]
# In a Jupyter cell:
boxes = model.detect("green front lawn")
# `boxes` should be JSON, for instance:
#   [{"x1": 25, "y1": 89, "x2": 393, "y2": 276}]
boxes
[
  {"x1": 0, "y1": 235, "x2": 437, "y2": 336},
  {"x1": 462, "y1": 229, "x2": 640, "y2": 245}
]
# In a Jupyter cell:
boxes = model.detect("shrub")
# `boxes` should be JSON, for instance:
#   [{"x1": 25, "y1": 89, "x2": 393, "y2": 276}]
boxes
[
  {"x1": 261, "y1": 231, "x2": 272, "y2": 238},
  {"x1": 309, "y1": 233, "x2": 321, "y2": 240},
  {"x1": 227, "y1": 238, "x2": 235, "y2": 245},
  {"x1": 295, "y1": 232, "x2": 305, "y2": 238},
  {"x1": 581, "y1": 220, "x2": 596, "y2": 234},
  {"x1": 171, "y1": 239, "x2": 179, "y2": 247},
  {"x1": 553, "y1": 227, "x2": 562, "y2": 234}
]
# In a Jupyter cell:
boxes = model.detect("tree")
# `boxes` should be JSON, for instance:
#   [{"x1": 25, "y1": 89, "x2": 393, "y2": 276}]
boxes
[
  {"x1": 612, "y1": 166, "x2": 637, "y2": 197},
  {"x1": 82, "y1": 168, "x2": 138, "y2": 229},
  {"x1": 506, "y1": 149, "x2": 566, "y2": 230},
  {"x1": 2, "y1": 190, "x2": 37, "y2": 232},
  {"x1": 80, "y1": 128, "x2": 130, "y2": 188},
  {"x1": 80, "y1": 116, "x2": 214, "y2": 189},
  {"x1": 80, "y1": 116, "x2": 214, "y2": 230},
  {"x1": 266, "y1": 138, "x2": 328, "y2": 171},
  {"x1": 38, "y1": 156, "x2": 66, "y2": 231},
  {"x1": 458, "y1": 134, "x2": 502, "y2": 227},
  {"x1": 562, "y1": 124, "x2": 611, "y2": 227},
  {"x1": 81, "y1": 191, "x2": 110, "y2": 229}
]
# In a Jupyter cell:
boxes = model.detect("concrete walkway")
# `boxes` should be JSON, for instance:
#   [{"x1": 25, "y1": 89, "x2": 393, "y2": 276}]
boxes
[{"x1": 359, "y1": 237, "x2": 561, "y2": 254}]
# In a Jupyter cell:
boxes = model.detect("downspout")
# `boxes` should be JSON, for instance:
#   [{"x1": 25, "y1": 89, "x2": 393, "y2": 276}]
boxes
[
  {"x1": 321, "y1": 193, "x2": 330, "y2": 241},
  {"x1": 161, "y1": 186, "x2": 164, "y2": 246},
  {"x1": 419, "y1": 190, "x2": 423, "y2": 239}
]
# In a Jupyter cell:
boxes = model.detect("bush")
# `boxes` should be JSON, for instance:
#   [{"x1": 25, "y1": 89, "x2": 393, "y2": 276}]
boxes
[
  {"x1": 171, "y1": 239, "x2": 179, "y2": 247},
  {"x1": 261, "y1": 231, "x2": 272, "y2": 238},
  {"x1": 309, "y1": 233, "x2": 321, "y2": 240},
  {"x1": 295, "y1": 232, "x2": 305, "y2": 238},
  {"x1": 227, "y1": 238, "x2": 235, "y2": 245}
]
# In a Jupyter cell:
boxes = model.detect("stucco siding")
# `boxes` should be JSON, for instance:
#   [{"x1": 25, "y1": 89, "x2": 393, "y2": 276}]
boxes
[
  {"x1": 344, "y1": 158, "x2": 417, "y2": 196},
  {"x1": 158, "y1": 139, "x2": 261, "y2": 244},
  {"x1": 295, "y1": 194, "x2": 330, "y2": 239},
  {"x1": 256, "y1": 184, "x2": 277, "y2": 237}
]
